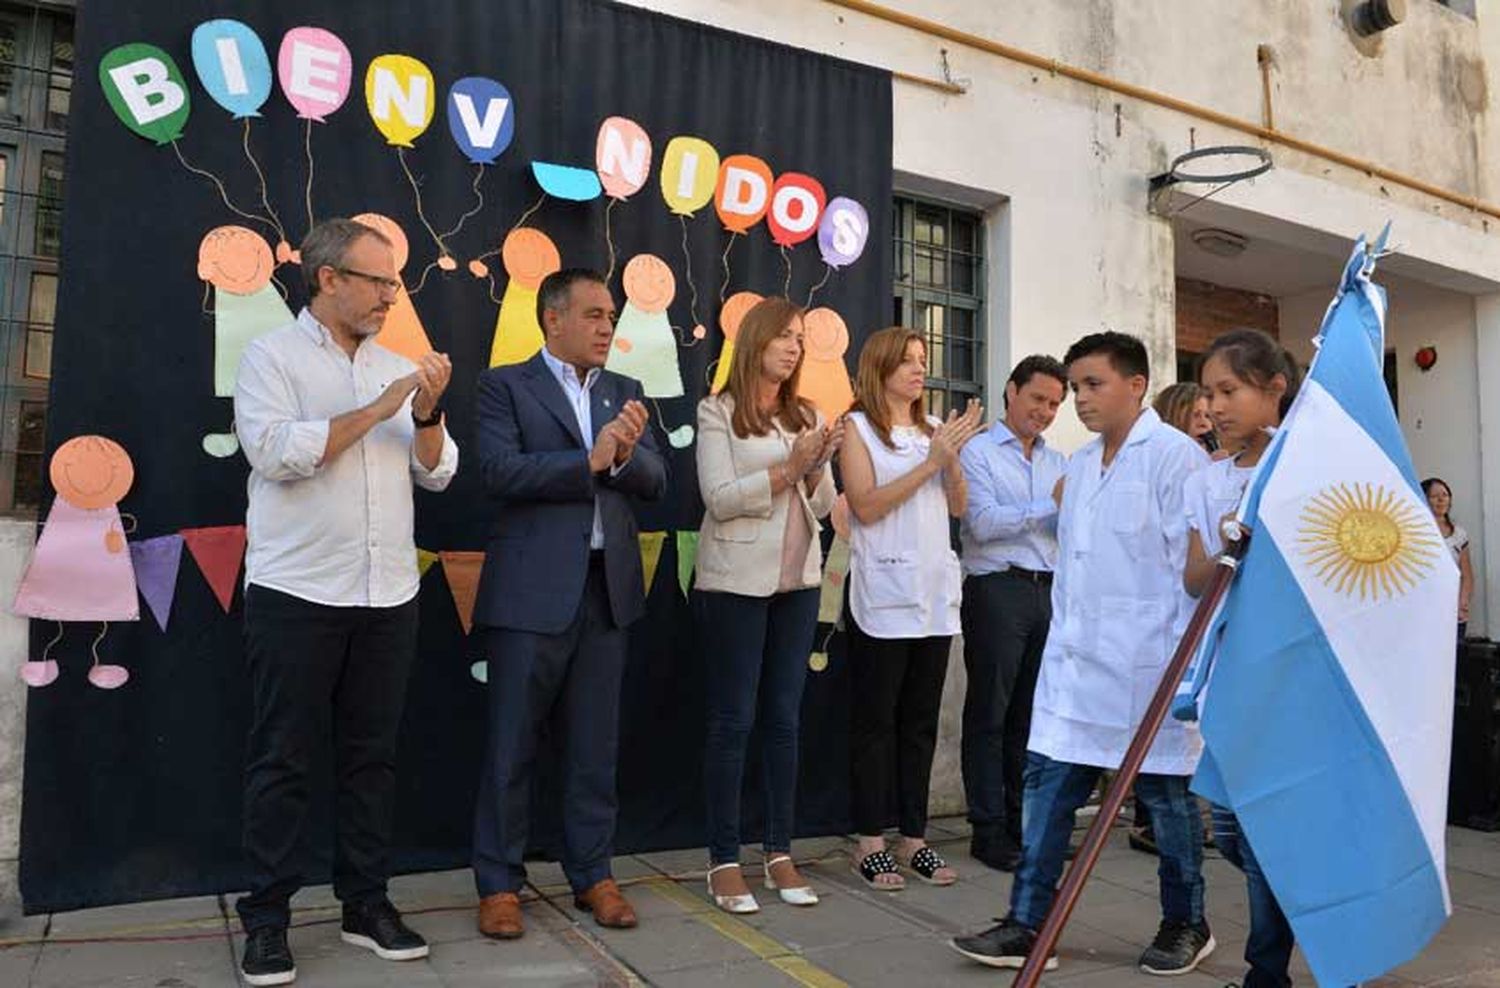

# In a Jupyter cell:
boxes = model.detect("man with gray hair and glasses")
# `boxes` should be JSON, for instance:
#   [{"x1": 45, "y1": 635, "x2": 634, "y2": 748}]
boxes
[{"x1": 232, "y1": 217, "x2": 458, "y2": 986}]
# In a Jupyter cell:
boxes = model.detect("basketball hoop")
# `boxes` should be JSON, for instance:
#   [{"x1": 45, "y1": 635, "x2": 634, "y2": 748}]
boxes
[
  {"x1": 1149, "y1": 145, "x2": 1274, "y2": 217},
  {"x1": 1150, "y1": 145, "x2": 1273, "y2": 192}
]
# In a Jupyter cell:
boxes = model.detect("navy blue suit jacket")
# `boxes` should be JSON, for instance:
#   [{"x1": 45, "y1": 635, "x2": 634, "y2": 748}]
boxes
[{"x1": 472, "y1": 352, "x2": 668, "y2": 635}]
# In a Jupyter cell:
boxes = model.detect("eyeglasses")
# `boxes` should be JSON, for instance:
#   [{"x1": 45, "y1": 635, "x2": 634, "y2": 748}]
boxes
[{"x1": 334, "y1": 267, "x2": 402, "y2": 293}]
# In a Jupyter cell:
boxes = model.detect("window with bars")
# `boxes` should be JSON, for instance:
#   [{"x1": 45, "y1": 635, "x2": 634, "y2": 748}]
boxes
[
  {"x1": 0, "y1": 2, "x2": 72, "y2": 515},
  {"x1": 891, "y1": 196, "x2": 984, "y2": 417}
]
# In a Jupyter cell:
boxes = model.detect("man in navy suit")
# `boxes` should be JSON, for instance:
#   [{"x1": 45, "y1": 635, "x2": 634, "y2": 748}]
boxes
[{"x1": 471, "y1": 268, "x2": 667, "y2": 940}]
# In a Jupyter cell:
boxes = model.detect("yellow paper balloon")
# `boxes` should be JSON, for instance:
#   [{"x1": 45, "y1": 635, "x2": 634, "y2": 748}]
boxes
[
  {"x1": 659, "y1": 136, "x2": 720, "y2": 216},
  {"x1": 364, "y1": 54, "x2": 435, "y2": 147}
]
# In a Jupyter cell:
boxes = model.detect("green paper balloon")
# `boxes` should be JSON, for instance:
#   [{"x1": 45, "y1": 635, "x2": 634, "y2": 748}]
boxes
[{"x1": 99, "y1": 43, "x2": 191, "y2": 145}]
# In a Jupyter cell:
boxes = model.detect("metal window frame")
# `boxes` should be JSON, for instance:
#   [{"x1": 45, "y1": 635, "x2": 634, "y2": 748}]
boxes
[{"x1": 892, "y1": 195, "x2": 986, "y2": 415}]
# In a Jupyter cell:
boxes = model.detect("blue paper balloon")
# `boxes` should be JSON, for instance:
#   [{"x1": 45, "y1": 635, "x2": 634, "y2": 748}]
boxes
[
  {"x1": 190, "y1": 19, "x2": 272, "y2": 119},
  {"x1": 531, "y1": 161, "x2": 603, "y2": 201},
  {"x1": 446, "y1": 77, "x2": 515, "y2": 164}
]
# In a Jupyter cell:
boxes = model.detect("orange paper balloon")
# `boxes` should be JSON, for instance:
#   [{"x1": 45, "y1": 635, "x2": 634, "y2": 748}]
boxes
[{"x1": 714, "y1": 155, "x2": 773, "y2": 233}]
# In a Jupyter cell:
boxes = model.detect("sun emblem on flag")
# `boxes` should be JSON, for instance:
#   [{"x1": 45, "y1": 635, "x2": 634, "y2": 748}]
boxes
[{"x1": 1297, "y1": 482, "x2": 1441, "y2": 600}]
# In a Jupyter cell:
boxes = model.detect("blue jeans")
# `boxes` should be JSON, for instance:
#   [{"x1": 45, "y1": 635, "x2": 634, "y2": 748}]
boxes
[
  {"x1": 1212, "y1": 806, "x2": 1294, "y2": 988},
  {"x1": 696, "y1": 588, "x2": 820, "y2": 865},
  {"x1": 1009, "y1": 752, "x2": 1205, "y2": 930}
]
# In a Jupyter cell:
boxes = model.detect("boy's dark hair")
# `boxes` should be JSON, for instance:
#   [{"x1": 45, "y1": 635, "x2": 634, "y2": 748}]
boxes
[
  {"x1": 536, "y1": 268, "x2": 608, "y2": 329},
  {"x1": 1199, "y1": 328, "x2": 1303, "y2": 418},
  {"x1": 1063, "y1": 331, "x2": 1150, "y2": 384},
  {"x1": 1005, "y1": 355, "x2": 1068, "y2": 406}
]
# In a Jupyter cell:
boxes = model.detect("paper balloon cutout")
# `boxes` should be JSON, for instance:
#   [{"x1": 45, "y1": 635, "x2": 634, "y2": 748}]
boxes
[
  {"x1": 660, "y1": 136, "x2": 720, "y2": 217},
  {"x1": 596, "y1": 117, "x2": 651, "y2": 200},
  {"x1": 667, "y1": 425, "x2": 696, "y2": 449},
  {"x1": 710, "y1": 291, "x2": 763, "y2": 394},
  {"x1": 351, "y1": 212, "x2": 435, "y2": 362},
  {"x1": 13, "y1": 498, "x2": 139, "y2": 622},
  {"x1": 441, "y1": 551, "x2": 484, "y2": 635},
  {"x1": 818, "y1": 197, "x2": 869, "y2": 268},
  {"x1": 715, "y1": 155, "x2": 773, "y2": 233},
  {"x1": 606, "y1": 255, "x2": 682, "y2": 398},
  {"x1": 277, "y1": 27, "x2": 351, "y2": 122},
  {"x1": 52, "y1": 435, "x2": 133, "y2": 510},
  {"x1": 191, "y1": 19, "x2": 272, "y2": 119},
  {"x1": 447, "y1": 76, "x2": 514, "y2": 164},
  {"x1": 489, "y1": 228, "x2": 561, "y2": 367},
  {"x1": 768, "y1": 173, "x2": 827, "y2": 248},
  {"x1": 100, "y1": 43, "x2": 191, "y2": 145},
  {"x1": 131, "y1": 534, "x2": 185, "y2": 632},
  {"x1": 797, "y1": 307, "x2": 855, "y2": 423},
  {"x1": 531, "y1": 161, "x2": 603, "y2": 202},
  {"x1": 182, "y1": 525, "x2": 247, "y2": 613},
  {"x1": 365, "y1": 54, "x2": 435, "y2": 147}
]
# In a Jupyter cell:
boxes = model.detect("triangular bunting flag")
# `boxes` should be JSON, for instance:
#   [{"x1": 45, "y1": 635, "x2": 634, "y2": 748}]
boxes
[
  {"x1": 130, "y1": 534, "x2": 184, "y2": 631},
  {"x1": 440, "y1": 551, "x2": 485, "y2": 635},
  {"x1": 639, "y1": 532, "x2": 666, "y2": 595},
  {"x1": 181, "y1": 525, "x2": 247, "y2": 613},
  {"x1": 676, "y1": 530, "x2": 699, "y2": 598},
  {"x1": 417, "y1": 548, "x2": 440, "y2": 577}
]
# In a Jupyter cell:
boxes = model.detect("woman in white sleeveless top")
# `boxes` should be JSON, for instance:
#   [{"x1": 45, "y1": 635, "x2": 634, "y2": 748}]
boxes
[{"x1": 840, "y1": 326, "x2": 984, "y2": 890}]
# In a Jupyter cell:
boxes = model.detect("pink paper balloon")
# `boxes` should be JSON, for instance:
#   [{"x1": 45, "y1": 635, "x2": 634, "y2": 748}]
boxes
[
  {"x1": 88, "y1": 663, "x2": 130, "y2": 690},
  {"x1": 277, "y1": 26, "x2": 351, "y2": 122},
  {"x1": 596, "y1": 116, "x2": 652, "y2": 200}
]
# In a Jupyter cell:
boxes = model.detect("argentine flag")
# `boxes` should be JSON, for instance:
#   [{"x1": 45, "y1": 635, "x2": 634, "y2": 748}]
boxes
[{"x1": 1183, "y1": 232, "x2": 1458, "y2": 985}]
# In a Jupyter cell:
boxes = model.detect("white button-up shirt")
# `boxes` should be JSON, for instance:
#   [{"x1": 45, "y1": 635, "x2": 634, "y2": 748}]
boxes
[
  {"x1": 539, "y1": 344, "x2": 607, "y2": 549},
  {"x1": 234, "y1": 308, "x2": 459, "y2": 607}
]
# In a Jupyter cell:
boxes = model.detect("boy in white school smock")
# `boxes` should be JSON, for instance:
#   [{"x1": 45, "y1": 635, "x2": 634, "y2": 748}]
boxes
[{"x1": 952, "y1": 331, "x2": 1213, "y2": 976}]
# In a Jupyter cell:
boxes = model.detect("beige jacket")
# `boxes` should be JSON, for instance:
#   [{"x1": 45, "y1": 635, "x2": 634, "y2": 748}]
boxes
[{"x1": 693, "y1": 395, "x2": 837, "y2": 596}]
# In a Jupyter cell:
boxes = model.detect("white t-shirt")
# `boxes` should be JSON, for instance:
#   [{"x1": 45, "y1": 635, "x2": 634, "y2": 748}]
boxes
[{"x1": 1445, "y1": 523, "x2": 1470, "y2": 562}]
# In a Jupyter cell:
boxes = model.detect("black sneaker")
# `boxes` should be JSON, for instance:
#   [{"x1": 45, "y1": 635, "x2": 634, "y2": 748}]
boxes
[
  {"x1": 241, "y1": 926, "x2": 296, "y2": 986},
  {"x1": 949, "y1": 917, "x2": 1059, "y2": 970},
  {"x1": 340, "y1": 899, "x2": 430, "y2": 961},
  {"x1": 1139, "y1": 919, "x2": 1215, "y2": 976}
]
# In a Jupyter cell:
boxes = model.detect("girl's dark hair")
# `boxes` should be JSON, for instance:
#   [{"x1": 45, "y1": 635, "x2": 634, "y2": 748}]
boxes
[
  {"x1": 1421, "y1": 477, "x2": 1453, "y2": 531},
  {"x1": 1199, "y1": 329, "x2": 1302, "y2": 418}
]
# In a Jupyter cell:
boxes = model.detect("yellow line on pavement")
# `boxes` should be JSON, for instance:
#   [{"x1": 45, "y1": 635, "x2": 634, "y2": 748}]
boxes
[{"x1": 641, "y1": 878, "x2": 849, "y2": 988}]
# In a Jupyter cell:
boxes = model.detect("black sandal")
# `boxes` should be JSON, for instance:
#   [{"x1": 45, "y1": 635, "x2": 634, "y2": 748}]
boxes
[
  {"x1": 902, "y1": 845, "x2": 956, "y2": 886},
  {"x1": 852, "y1": 849, "x2": 904, "y2": 891}
]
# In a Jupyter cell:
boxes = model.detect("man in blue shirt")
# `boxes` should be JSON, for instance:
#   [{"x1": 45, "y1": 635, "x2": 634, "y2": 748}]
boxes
[{"x1": 958, "y1": 355, "x2": 1068, "y2": 870}]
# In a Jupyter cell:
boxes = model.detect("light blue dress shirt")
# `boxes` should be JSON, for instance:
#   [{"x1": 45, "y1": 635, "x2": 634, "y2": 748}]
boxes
[{"x1": 958, "y1": 420, "x2": 1067, "y2": 576}]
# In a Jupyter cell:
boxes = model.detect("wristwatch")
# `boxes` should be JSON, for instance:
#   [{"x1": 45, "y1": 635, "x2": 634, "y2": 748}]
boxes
[{"x1": 412, "y1": 406, "x2": 444, "y2": 429}]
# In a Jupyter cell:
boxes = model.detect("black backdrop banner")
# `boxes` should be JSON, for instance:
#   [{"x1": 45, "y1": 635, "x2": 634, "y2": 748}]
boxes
[{"x1": 22, "y1": 0, "x2": 891, "y2": 911}]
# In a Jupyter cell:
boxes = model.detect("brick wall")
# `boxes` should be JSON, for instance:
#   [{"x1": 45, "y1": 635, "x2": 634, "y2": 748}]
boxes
[{"x1": 1175, "y1": 277, "x2": 1279, "y2": 355}]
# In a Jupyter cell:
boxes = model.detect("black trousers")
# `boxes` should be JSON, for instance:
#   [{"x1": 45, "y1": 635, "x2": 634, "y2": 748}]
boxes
[
  {"x1": 847, "y1": 610, "x2": 952, "y2": 838},
  {"x1": 960, "y1": 570, "x2": 1051, "y2": 843},
  {"x1": 236, "y1": 585, "x2": 419, "y2": 933},
  {"x1": 472, "y1": 558, "x2": 627, "y2": 896}
]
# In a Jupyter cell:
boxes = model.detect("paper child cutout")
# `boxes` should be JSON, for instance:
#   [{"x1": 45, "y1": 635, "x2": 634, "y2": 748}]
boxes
[
  {"x1": 710, "y1": 291, "x2": 763, "y2": 394},
  {"x1": 199, "y1": 225, "x2": 294, "y2": 456},
  {"x1": 488, "y1": 228, "x2": 561, "y2": 367},
  {"x1": 351, "y1": 212, "x2": 434, "y2": 362},
  {"x1": 15, "y1": 436, "x2": 140, "y2": 689},
  {"x1": 797, "y1": 307, "x2": 855, "y2": 423},
  {"x1": 605, "y1": 254, "x2": 682, "y2": 398}
]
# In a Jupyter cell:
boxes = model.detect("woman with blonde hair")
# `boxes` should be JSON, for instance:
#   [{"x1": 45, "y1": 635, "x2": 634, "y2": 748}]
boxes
[
  {"x1": 841, "y1": 326, "x2": 983, "y2": 891},
  {"x1": 693, "y1": 296, "x2": 842, "y2": 914},
  {"x1": 1154, "y1": 381, "x2": 1217, "y2": 454}
]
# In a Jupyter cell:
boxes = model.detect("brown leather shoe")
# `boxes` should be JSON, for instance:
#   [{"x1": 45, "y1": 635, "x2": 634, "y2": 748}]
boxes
[
  {"x1": 573, "y1": 878, "x2": 637, "y2": 929},
  {"x1": 478, "y1": 891, "x2": 524, "y2": 939}
]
